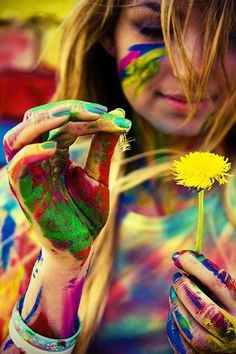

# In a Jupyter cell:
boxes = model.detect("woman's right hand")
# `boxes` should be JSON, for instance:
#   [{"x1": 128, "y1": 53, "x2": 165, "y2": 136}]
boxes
[{"x1": 4, "y1": 100, "x2": 131, "y2": 267}]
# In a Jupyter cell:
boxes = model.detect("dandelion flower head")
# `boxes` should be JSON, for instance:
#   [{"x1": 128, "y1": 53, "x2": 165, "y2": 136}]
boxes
[{"x1": 172, "y1": 151, "x2": 231, "y2": 190}]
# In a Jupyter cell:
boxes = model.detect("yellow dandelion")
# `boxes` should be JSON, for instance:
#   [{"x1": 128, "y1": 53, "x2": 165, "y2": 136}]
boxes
[
  {"x1": 172, "y1": 151, "x2": 231, "y2": 190},
  {"x1": 172, "y1": 151, "x2": 232, "y2": 253}
]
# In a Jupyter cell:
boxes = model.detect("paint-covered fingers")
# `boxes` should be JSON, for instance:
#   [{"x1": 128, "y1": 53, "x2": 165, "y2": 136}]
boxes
[
  {"x1": 172, "y1": 272, "x2": 236, "y2": 350},
  {"x1": 172, "y1": 250, "x2": 236, "y2": 314},
  {"x1": 167, "y1": 311, "x2": 196, "y2": 354},
  {"x1": 46, "y1": 108, "x2": 132, "y2": 149},
  {"x1": 85, "y1": 108, "x2": 131, "y2": 185},
  {"x1": 169, "y1": 286, "x2": 227, "y2": 353},
  {"x1": 4, "y1": 113, "x2": 68, "y2": 162},
  {"x1": 7, "y1": 142, "x2": 57, "y2": 200},
  {"x1": 23, "y1": 100, "x2": 107, "y2": 122},
  {"x1": 4, "y1": 100, "x2": 107, "y2": 162}
]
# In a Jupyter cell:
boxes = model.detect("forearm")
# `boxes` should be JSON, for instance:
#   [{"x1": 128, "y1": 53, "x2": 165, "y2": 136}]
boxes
[
  {"x1": 1, "y1": 247, "x2": 92, "y2": 353},
  {"x1": 22, "y1": 247, "x2": 91, "y2": 337}
]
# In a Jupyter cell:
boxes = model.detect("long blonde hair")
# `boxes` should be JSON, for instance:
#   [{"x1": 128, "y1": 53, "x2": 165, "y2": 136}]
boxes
[{"x1": 53, "y1": 1, "x2": 236, "y2": 352}]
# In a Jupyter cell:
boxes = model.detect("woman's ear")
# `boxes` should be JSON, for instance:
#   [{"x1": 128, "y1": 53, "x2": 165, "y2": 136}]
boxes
[{"x1": 100, "y1": 36, "x2": 117, "y2": 57}]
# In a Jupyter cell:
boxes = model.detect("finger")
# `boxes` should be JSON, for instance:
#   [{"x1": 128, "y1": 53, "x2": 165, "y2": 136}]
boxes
[
  {"x1": 167, "y1": 310, "x2": 196, "y2": 354},
  {"x1": 4, "y1": 100, "x2": 107, "y2": 162},
  {"x1": 172, "y1": 272, "x2": 236, "y2": 345},
  {"x1": 46, "y1": 110, "x2": 132, "y2": 148},
  {"x1": 23, "y1": 99, "x2": 107, "y2": 122},
  {"x1": 169, "y1": 286, "x2": 226, "y2": 353},
  {"x1": 4, "y1": 114, "x2": 68, "y2": 162},
  {"x1": 172, "y1": 250, "x2": 236, "y2": 313},
  {"x1": 85, "y1": 108, "x2": 132, "y2": 185},
  {"x1": 7, "y1": 141, "x2": 57, "y2": 199}
]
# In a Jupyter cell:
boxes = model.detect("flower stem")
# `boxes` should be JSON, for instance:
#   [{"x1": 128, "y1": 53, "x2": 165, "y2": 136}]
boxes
[{"x1": 195, "y1": 190, "x2": 204, "y2": 253}]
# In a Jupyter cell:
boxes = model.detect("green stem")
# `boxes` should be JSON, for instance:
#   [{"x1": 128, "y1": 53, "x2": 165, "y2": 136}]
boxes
[{"x1": 195, "y1": 189, "x2": 204, "y2": 253}]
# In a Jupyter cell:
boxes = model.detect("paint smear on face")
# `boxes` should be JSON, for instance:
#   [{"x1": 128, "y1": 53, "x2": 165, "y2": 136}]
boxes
[{"x1": 119, "y1": 43, "x2": 166, "y2": 96}]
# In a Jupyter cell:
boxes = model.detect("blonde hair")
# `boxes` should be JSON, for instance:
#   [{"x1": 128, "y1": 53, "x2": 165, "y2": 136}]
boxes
[{"x1": 53, "y1": 1, "x2": 236, "y2": 352}]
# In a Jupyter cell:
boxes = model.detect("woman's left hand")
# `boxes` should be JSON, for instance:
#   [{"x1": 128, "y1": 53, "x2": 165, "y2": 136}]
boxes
[{"x1": 167, "y1": 250, "x2": 236, "y2": 353}]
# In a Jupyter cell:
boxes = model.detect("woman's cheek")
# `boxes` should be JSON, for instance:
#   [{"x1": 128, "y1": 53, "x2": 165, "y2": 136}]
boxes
[{"x1": 118, "y1": 42, "x2": 167, "y2": 97}]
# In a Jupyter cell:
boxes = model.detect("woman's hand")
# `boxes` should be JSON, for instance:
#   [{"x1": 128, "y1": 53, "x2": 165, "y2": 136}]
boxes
[
  {"x1": 4, "y1": 100, "x2": 131, "y2": 266},
  {"x1": 167, "y1": 250, "x2": 236, "y2": 353}
]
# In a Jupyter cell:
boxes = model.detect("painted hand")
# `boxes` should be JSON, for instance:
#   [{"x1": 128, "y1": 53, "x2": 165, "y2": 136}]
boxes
[
  {"x1": 167, "y1": 250, "x2": 236, "y2": 354},
  {"x1": 4, "y1": 100, "x2": 131, "y2": 265}
]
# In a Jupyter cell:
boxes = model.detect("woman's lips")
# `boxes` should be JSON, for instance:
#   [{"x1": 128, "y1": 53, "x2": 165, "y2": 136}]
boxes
[{"x1": 155, "y1": 91, "x2": 208, "y2": 113}]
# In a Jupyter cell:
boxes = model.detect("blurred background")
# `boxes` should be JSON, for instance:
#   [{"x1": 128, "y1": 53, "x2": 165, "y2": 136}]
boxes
[{"x1": 0, "y1": 0, "x2": 76, "y2": 166}]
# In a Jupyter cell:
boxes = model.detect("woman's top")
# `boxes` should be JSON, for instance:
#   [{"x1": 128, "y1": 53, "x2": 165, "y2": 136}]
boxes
[
  {"x1": 1, "y1": 144, "x2": 236, "y2": 353},
  {"x1": 87, "y1": 178, "x2": 236, "y2": 353}
]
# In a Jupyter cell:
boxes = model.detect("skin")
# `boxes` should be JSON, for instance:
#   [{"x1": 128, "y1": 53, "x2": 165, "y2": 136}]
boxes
[
  {"x1": 114, "y1": 0, "x2": 236, "y2": 137},
  {"x1": 1, "y1": 100, "x2": 131, "y2": 350},
  {"x1": 168, "y1": 251, "x2": 236, "y2": 353},
  {"x1": 2, "y1": 0, "x2": 236, "y2": 353}
]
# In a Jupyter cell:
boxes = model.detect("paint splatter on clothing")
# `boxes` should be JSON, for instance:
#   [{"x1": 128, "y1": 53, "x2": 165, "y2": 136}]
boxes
[{"x1": 88, "y1": 178, "x2": 236, "y2": 353}]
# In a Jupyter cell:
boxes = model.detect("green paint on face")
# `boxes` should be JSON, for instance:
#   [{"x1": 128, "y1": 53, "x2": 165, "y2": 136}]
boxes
[
  {"x1": 122, "y1": 46, "x2": 166, "y2": 96},
  {"x1": 88, "y1": 124, "x2": 98, "y2": 129}
]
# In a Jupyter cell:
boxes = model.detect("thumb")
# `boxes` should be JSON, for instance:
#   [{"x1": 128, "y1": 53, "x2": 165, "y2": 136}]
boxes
[
  {"x1": 7, "y1": 141, "x2": 57, "y2": 191},
  {"x1": 85, "y1": 108, "x2": 130, "y2": 185}
]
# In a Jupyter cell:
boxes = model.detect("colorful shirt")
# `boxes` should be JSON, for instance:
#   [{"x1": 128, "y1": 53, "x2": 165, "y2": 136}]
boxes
[{"x1": 88, "y1": 179, "x2": 236, "y2": 353}]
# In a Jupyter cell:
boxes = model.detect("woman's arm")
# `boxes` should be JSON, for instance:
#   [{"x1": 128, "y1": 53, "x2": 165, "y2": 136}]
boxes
[
  {"x1": 1, "y1": 101, "x2": 131, "y2": 353},
  {"x1": 2, "y1": 248, "x2": 88, "y2": 353}
]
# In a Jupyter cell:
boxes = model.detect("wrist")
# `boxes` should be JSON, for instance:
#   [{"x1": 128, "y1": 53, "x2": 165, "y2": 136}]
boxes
[
  {"x1": 9, "y1": 298, "x2": 81, "y2": 353},
  {"x1": 20, "y1": 248, "x2": 90, "y2": 337},
  {"x1": 41, "y1": 246, "x2": 93, "y2": 274}
]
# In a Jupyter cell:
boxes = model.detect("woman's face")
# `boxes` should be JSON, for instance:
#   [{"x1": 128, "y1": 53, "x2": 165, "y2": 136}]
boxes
[{"x1": 113, "y1": 0, "x2": 236, "y2": 137}]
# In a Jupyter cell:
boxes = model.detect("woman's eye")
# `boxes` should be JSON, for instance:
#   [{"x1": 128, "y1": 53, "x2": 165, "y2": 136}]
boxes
[{"x1": 136, "y1": 24, "x2": 163, "y2": 39}]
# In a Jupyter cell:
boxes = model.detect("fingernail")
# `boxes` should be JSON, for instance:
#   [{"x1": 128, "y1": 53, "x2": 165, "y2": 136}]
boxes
[
  {"x1": 110, "y1": 108, "x2": 126, "y2": 117},
  {"x1": 41, "y1": 141, "x2": 57, "y2": 150},
  {"x1": 173, "y1": 272, "x2": 182, "y2": 283},
  {"x1": 169, "y1": 286, "x2": 177, "y2": 301},
  {"x1": 84, "y1": 103, "x2": 107, "y2": 114},
  {"x1": 50, "y1": 109, "x2": 71, "y2": 118},
  {"x1": 172, "y1": 252, "x2": 182, "y2": 261},
  {"x1": 114, "y1": 117, "x2": 132, "y2": 129}
]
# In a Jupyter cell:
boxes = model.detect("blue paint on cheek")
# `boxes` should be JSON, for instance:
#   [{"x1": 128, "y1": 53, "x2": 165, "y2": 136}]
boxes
[
  {"x1": 129, "y1": 42, "x2": 166, "y2": 54},
  {"x1": 119, "y1": 42, "x2": 166, "y2": 80},
  {"x1": 166, "y1": 311, "x2": 187, "y2": 354}
]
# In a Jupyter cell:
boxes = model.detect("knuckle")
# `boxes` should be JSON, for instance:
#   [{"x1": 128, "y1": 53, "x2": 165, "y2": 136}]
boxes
[{"x1": 23, "y1": 109, "x2": 34, "y2": 121}]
